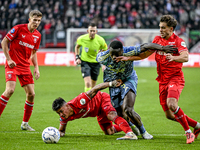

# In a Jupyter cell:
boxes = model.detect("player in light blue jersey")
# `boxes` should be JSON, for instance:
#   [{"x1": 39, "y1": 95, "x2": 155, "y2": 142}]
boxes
[{"x1": 96, "y1": 40, "x2": 177, "y2": 139}]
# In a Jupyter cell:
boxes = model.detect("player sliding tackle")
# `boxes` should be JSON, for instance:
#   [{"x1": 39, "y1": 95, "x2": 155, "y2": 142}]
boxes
[{"x1": 52, "y1": 79, "x2": 138, "y2": 140}]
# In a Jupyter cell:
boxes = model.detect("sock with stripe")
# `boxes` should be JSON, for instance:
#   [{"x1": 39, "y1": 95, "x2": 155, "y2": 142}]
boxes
[
  {"x1": 23, "y1": 100, "x2": 34, "y2": 122},
  {"x1": 0, "y1": 95, "x2": 9, "y2": 116},
  {"x1": 173, "y1": 106, "x2": 190, "y2": 132},
  {"x1": 113, "y1": 116, "x2": 132, "y2": 134}
]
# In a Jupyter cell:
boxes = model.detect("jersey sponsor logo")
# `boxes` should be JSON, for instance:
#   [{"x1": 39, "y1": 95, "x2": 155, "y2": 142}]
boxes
[
  {"x1": 10, "y1": 28, "x2": 15, "y2": 33},
  {"x1": 181, "y1": 42, "x2": 186, "y2": 47},
  {"x1": 84, "y1": 47, "x2": 89, "y2": 52},
  {"x1": 168, "y1": 42, "x2": 175, "y2": 45},
  {"x1": 19, "y1": 41, "x2": 34, "y2": 49},
  {"x1": 7, "y1": 71, "x2": 13, "y2": 73},
  {"x1": 80, "y1": 98, "x2": 86, "y2": 105}
]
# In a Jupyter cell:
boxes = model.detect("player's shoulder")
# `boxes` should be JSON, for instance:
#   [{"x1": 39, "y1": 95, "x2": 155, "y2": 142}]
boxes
[
  {"x1": 33, "y1": 29, "x2": 41, "y2": 37},
  {"x1": 96, "y1": 34, "x2": 105, "y2": 41},
  {"x1": 79, "y1": 33, "x2": 88, "y2": 39}
]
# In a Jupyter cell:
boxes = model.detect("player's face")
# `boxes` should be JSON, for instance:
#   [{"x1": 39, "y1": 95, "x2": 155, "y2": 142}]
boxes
[
  {"x1": 87, "y1": 26, "x2": 97, "y2": 39},
  {"x1": 56, "y1": 104, "x2": 71, "y2": 119},
  {"x1": 28, "y1": 15, "x2": 42, "y2": 31},
  {"x1": 110, "y1": 48, "x2": 123, "y2": 62},
  {"x1": 159, "y1": 22, "x2": 173, "y2": 40}
]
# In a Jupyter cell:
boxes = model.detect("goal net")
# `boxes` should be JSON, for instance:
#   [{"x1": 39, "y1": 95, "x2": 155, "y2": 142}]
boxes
[{"x1": 66, "y1": 28, "x2": 160, "y2": 53}]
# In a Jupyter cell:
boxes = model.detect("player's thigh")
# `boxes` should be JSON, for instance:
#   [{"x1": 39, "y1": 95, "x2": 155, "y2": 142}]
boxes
[
  {"x1": 81, "y1": 61, "x2": 91, "y2": 78},
  {"x1": 90, "y1": 63, "x2": 101, "y2": 81},
  {"x1": 123, "y1": 90, "x2": 136, "y2": 108}
]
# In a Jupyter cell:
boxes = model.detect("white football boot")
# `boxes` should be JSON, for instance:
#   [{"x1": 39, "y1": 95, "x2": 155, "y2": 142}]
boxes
[
  {"x1": 116, "y1": 132, "x2": 138, "y2": 140},
  {"x1": 21, "y1": 122, "x2": 35, "y2": 131},
  {"x1": 142, "y1": 131, "x2": 153, "y2": 139}
]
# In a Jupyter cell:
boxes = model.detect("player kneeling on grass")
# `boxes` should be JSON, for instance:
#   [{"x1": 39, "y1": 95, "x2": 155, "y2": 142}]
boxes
[{"x1": 52, "y1": 79, "x2": 138, "y2": 140}]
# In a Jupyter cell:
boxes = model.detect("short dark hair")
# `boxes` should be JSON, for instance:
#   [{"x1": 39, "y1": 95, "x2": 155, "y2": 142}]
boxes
[
  {"x1": 89, "y1": 22, "x2": 96, "y2": 27},
  {"x1": 160, "y1": 15, "x2": 177, "y2": 31},
  {"x1": 52, "y1": 97, "x2": 66, "y2": 111},
  {"x1": 109, "y1": 40, "x2": 123, "y2": 49}
]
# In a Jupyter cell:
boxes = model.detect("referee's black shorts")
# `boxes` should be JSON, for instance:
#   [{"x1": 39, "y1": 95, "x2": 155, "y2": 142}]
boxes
[{"x1": 81, "y1": 60, "x2": 101, "y2": 81}]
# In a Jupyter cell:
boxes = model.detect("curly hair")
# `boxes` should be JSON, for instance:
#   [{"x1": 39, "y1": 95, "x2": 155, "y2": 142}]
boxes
[{"x1": 160, "y1": 15, "x2": 177, "y2": 31}]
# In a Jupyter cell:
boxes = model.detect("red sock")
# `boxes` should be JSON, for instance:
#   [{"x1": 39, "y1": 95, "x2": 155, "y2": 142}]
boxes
[
  {"x1": 113, "y1": 124, "x2": 122, "y2": 133},
  {"x1": 113, "y1": 116, "x2": 132, "y2": 134},
  {"x1": 23, "y1": 100, "x2": 34, "y2": 122},
  {"x1": 185, "y1": 115, "x2": 197, "y2": 128},
  {"x1": 0, "y1": 95, "x2": 9, "y2": 116},
  {"x1": 173, "y1": 107, "x2": 190, "y2": 131}
]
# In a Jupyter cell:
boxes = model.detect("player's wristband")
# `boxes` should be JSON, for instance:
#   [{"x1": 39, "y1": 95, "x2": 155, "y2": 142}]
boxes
[
  {"x1": 109, "y1": 82, "x2": 113, "y2": 87},
  {"x1": 75, "y1": 55, "x2": 80, "y2": 60}
]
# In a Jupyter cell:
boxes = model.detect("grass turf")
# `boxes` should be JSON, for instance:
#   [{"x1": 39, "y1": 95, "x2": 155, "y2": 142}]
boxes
[{"x1": 0, "y1": 66, "x2": 200, "y2": 150}]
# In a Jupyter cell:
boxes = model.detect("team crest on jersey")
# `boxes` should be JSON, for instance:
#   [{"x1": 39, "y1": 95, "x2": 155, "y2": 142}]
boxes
[
  {"x1": 8, "y1": 74, "x2": 12, "y2": 79},
  {"x1": 85, "y1": 47, "x2": 89, "y2": 52},
  {"x1": 32, "y1": 35, "x2": 39, "y2": 43},
  {"x1": 10, "y1": 28, "x2": 15, "y2": 34},
  {"x1": 80, "y1": 98, "x2": 86, "y2": 105},
  {"x1": 181, "y1": 42, "x2": 186, "y2": 47}
]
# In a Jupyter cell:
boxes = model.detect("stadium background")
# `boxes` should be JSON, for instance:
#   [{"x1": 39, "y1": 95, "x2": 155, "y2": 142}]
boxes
[{"x1": 0, "y1": 0, "x2": 200, "y2": 66}]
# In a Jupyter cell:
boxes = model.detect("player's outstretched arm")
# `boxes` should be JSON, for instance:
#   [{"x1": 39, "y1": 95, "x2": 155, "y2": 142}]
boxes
[
  {"x1": 141, "y1": 43, "x2": 178, "y2": 53},
  {"x1": 59, "y1": 123, "x2": 67, "y2": 137},
  {"x1": 87, "y1": 79, "x2": 123, "y2": 98}
]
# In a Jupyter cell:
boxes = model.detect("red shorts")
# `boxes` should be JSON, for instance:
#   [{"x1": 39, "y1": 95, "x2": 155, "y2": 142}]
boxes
[
  {"x1": 97, "y1": 92, "x2": 116, "y2": 131},
  {"x1": 159, "y1": 77, "x2": 185, "y2": 111},
  {"x1": 5, "y1": 66, "x2": 34, "y2": 86}
]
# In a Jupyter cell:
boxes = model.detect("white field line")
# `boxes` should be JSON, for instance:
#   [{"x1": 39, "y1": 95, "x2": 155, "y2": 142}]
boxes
[{"x1": 0, "y1": 131, "x2": 184, "y2": 136}]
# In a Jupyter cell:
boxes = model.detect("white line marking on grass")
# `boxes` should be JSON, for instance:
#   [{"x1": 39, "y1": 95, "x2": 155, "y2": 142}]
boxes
[{"x1": 0, "y1": 131, "x2": 184, "y2": 136}]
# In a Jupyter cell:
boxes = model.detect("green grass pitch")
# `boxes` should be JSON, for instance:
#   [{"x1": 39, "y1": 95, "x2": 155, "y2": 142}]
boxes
[{"x1": 0, "y1": 66, "x2": 200, "y2": 150}]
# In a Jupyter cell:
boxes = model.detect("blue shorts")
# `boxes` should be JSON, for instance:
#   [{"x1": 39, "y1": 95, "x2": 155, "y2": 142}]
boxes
[{"x1": 109, "y1": 76, "x2": 138, "y2": 108}]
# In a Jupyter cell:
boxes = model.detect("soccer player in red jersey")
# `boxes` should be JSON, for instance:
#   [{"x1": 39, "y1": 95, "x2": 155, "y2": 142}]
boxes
[
  {"x1": 52, "y1": 79, "x2": 138, "y2": 140},
  {"x1": 115, "y1": 15, "x2": 200, "y2": 144},
  {"x1": 0, "y1": 10, "x2": 42, "y2": 131}
]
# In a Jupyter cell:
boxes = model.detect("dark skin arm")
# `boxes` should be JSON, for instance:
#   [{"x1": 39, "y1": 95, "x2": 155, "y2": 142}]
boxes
[
  {"x1": 116, "y1": 43, "x2": 178, "y2": 62},
  {"x1": 140, "y1": 43, "x2": 178, "y2": 53},
  {"x1": 86, "y1": 79, "x2": 123, "y2": 98}
]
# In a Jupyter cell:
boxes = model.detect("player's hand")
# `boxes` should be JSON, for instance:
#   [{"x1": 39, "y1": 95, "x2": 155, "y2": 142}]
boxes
[
  {"x1": 7, "y1": 59, "x2": 16, "y2": 68},
  {"x1": 76, "y1": 59, "x2": 81, "y2": 65},
  {"x1": 166, "y1": 53, "x2": 174, "y2": 62},
  {"x1": 33, "y1": 68, "x2": 40, "y2": 80},
  {"x1": 161, "y1": 45, "x2": 178, "y2": 54},
  {"x1": 59, "y1": 131, "x2": 65, "y2": 137},
  {"x1": 111, "y1": 79, "x2": 123, "y2": 87},
  {"x1": 115, "y1": 56, "x2": 130, "y2": 62}
]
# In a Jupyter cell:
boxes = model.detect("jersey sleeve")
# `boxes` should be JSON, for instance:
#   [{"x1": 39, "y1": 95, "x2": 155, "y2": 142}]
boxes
[
  {"x1": 123, "y1": 46, "x2": 141, "y2": 56},
  {"x1": 100, "y1": 38, "x2": 108, "y2": 51},
  {"x1": 176, "y1": 38, "x2": 188, "y2": 53},
  {"x1": 72, "y1": 93, "x2": 91, "y2": 110},
  {"x1": 76, "y1": 36, "x2": 82, "y2": 45},
  {"x1": 96, "y1": 49, "x2": 110, "y2": 64},
  {"x1": 6, "y1": 26, "x2": 19, "y2": 42},
  {"x1": 60, "y1": 117, "x2": 68, "y2": 125}
]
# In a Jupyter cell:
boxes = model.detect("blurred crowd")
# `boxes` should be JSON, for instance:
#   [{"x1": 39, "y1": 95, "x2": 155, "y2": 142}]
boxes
[{"x1": 0, "y1": 0, "x2": 200, "y2": 35}]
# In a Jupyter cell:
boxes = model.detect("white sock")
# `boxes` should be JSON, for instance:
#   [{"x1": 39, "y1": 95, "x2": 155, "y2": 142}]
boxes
[
  {"x1": 195, "y1": 122, "x2": 200, "y2": 129},
  {"x1": 185, "y1": 129, "x2": 192, "y2": 133}
]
